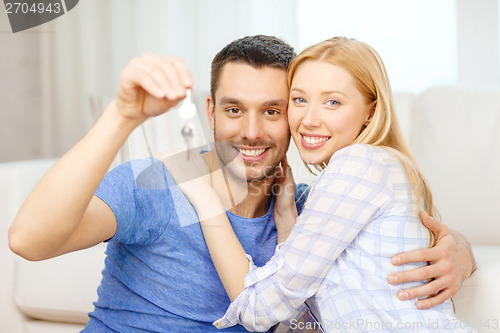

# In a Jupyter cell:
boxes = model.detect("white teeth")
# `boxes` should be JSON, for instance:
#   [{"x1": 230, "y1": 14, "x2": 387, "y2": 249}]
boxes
[
  {"x1": 240, "y1": 148, "x2": 266, "y2": 157},
  {"x1": 303, "y1": 136, "x2": 328, "y2": 145}
]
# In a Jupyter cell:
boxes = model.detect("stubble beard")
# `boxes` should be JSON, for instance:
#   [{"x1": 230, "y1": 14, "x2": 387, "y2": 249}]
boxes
[{"x1": 213, "y1": 133, "x2": 286, "y2": 184}]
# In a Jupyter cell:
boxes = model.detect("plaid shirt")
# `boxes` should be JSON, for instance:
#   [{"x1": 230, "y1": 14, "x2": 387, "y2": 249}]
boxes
[{"x1": 214, "y1": 144, "x2": 473, "y2": 333}]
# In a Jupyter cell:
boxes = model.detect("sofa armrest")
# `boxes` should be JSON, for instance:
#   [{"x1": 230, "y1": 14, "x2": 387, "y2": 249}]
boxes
[{"x1": 0, "y1": 159, "x2": 58, "y2": 333}]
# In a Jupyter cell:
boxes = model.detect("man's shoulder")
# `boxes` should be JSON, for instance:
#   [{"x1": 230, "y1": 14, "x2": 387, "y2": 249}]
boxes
[
  {"x1": 99, "y1": 157, "x2": 171, "y2": 196},
  {"x1": 295, "y1": 183, "x2": 310, "y2": 213},
  {"x1": 295, "y1": 183, "x2": 310, "y2": 196}
]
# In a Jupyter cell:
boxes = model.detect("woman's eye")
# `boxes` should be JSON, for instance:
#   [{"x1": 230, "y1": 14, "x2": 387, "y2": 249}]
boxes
[
  {"x1": 293, "y1": 97, "x2": 306, "y2": 104},
  {"x1": 326, "y1": 100, "x2": 340, "y2": 106}
]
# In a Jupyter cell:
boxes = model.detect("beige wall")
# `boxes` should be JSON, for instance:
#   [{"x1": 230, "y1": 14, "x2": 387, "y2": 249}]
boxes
[
  {"x1": 1, "y1": 0, "x2": 498, "y2": 164},
  {"x1": 0, "y1": 13, "x2": 43, "y2": 162},
  {"x1": 0, "y1": 0, "x2": 298, "y2": 164}
]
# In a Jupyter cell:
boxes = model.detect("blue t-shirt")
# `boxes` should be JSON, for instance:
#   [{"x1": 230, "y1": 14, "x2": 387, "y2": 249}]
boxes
[{"x1": 83, "y1": 158, "x2": 309, "y2": 333}]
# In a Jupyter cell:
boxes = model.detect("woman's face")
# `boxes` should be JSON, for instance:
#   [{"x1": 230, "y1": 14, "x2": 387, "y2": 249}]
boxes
[{"x1": 288, "y1": 60, "x2": 373, "y2": 165}]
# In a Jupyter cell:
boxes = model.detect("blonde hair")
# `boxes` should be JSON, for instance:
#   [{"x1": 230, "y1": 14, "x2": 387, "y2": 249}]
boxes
[{"x1": 289, "y1": 37, "x2": 439, "y2": 243}]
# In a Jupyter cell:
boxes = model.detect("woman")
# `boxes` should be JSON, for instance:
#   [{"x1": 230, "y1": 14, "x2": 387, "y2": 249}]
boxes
[{"x1": 184, "y1": 37, "x2": 473, "y2": 332}]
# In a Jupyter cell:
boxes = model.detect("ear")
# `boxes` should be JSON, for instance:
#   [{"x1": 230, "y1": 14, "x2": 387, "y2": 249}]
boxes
[
  {"x1": 364, "y1": 100, "x2": 376, "y2": 126},
  {"x1": 206, "y1": 96, "x2": 215, "y2": 130}
]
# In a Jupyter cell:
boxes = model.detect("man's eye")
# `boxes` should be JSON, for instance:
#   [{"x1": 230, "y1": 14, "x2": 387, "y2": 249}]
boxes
[
  {"x1": 326, "y1": 100, "x2": 340, "y2": 106},
  {"x1": 228, "y1": 108, "x2": 241, "y2": 114},
  {"x1": 265, "y1": 109, "x2": 279, "y2": 116}
]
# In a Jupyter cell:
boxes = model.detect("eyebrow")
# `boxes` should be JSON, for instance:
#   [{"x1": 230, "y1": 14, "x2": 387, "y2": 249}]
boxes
[
  {"x1": 262, "y1": 99, "x2": 288, "y2": 107},
  {"x1": 290, "y1": 87, "x2": 347, "y2": 97},
  {"x1": 219, "y1": 97, "x2": 240, "y2": 105},
  {"x1": 219, "y1": 97, "x2": 288, "y2": 107}
]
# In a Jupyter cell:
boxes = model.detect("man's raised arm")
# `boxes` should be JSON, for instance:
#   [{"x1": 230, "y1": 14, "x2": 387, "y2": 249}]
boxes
[{"x1": 8, "y1": 54, "x2": 192, "y2": 261}]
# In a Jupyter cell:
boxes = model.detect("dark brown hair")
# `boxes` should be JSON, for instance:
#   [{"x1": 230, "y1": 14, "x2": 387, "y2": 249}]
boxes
[{"x1": 210, "y1": 35, "x2": 296, "y2": 101}]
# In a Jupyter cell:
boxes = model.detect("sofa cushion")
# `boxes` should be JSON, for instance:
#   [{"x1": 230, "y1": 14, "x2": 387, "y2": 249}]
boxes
[
  {"x1": 14, "y1": 243, "x2": 106, "y2": 324},
  {"x1": 393, "y1": 92, "x2": 416, "y2": 144},
  {"x1": 454, "y1": 245, "x2": 500, "y2": 332},
  {"x1": 24, "y1": 319, "x2": 85, "y2": 333},
  {"x1": 0, "y1": 159, "x2": 58, "y2": 333},
  {"x1": 411, "y1": 85, "x2": 500, "y2": 244}
]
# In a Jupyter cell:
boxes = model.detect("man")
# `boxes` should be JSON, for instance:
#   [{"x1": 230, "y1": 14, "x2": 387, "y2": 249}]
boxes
[{"x1": 9, "y1": 35, "x2": 474, "y2": 332}]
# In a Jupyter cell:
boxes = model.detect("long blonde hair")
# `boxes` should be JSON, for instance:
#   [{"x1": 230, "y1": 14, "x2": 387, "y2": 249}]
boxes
[{"x1": 289, "y1": 37, "x2": 440, "y2": 239}]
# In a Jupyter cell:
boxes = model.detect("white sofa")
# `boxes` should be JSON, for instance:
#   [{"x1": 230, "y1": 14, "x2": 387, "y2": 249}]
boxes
[{"x1": 1, "y1": 85, "x2": 499, "y2": 332}]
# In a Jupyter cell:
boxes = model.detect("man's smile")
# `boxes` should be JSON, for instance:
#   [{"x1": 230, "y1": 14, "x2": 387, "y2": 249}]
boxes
[{"x1": 237, "y1": 146, "x2": 270, "y2": 162}]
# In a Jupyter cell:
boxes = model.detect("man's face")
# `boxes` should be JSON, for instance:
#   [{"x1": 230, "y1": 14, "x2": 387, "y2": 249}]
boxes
[{"x1": 206, "y1": 62, "x2": 290, "y2": 182}]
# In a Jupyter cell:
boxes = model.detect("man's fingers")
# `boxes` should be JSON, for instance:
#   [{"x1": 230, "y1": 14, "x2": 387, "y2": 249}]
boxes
[
  {"x1": 419, "y1": 211, "x2": 437, "y2": 228},
  {"x1": 388, "y1": 264, "x2": 438, "y2": 285},
  {"x1": 395, "y1": 278, "x2": 447, "y2": 301},
  {"x1": 145, "y1": 54, "x2": 189, "y2": 99},
  {"x1": 415, "y1": 288, "x2": 455, "y2": 310},
  {"x1": 168, "y1": 56, "x2": 193, "y2": 87},
  {"x1": 128, "y1": 54, "x2": 193, "y2": 101},
  {"x1": 135, "y1": 61, "x2": 175, "y2": 99},
  {"x1": 122, "y1": 59, "x2": 165, "y2": 99},
  {"x1": 136, "y1": 55, "x2": 184, "y2": 100},
  {"x1": 420, "y1": 211, "x2": 449, "y2": 237},
  {"x1": 391, "y1": 247, "x2": 441, "y2": 266}
]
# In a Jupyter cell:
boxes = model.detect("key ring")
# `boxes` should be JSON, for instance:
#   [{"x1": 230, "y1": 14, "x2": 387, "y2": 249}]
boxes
[{"x1": 179, "y1": 89, "x2": 197, "y2": 160}]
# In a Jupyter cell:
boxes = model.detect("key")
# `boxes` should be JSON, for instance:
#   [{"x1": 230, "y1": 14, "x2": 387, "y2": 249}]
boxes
[
  {"x1": 178, "y1": 89, "x2": 197, "y2": 160},
  {"x1": 179, "y1": 89, "x2": 197, "y2": 121},
  {"x1": 181, "y1": 123, "x2": 194, "y2": 160}
]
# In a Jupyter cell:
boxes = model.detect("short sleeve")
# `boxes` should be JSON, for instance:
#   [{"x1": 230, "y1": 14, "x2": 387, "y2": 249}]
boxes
[{"x1": 95, "y1": 158, "x2": 174, "y2": 245}]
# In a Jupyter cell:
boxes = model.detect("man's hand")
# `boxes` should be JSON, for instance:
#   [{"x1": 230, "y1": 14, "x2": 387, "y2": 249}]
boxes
[
  {"x1": 387, "y1": 211, "x2": 475, "y2": 309},
  {"x1": 116, "y1": 53, "x2": 193, "y2": 123}
]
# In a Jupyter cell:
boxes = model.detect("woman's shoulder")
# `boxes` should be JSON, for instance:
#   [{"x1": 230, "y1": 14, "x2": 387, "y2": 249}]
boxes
[
  {"x1": 314, "y1": 144, "x2": 396, "y2": 201},
  {"x1": 327, "y1": 143, "x2": 393, "y2": 166},
  {"x1": 313, "y1": 144, "x2": 400, "y2": 189}
]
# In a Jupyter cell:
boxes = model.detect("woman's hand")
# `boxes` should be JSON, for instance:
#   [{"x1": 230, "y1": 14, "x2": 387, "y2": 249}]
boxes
[
  {"x1": 115, "y1": 53, "x2": 193, "y2": 124},
  {"x1": 273, "y1": 157, "x2": 298, "y2": 243}
]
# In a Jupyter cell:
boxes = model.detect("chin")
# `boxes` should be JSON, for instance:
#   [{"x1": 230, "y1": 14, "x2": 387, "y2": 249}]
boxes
[
  {"x1": 299, "y1": 153, "x2": 321, "y2": 166},
  {"x1": 224, "y1": 164, "x2": 270, "y2": 183},
  {"x1": 246, "y1": 166, "x2": 278, "y2": 183}
]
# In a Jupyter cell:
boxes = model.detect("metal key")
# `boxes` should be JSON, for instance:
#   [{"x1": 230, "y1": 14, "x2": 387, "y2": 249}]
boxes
[
  {"x1": 181, "y1": 124, "x2": 194, "y2": 160},
  {"x1": 179, "y1": 89, "x2": 197, "y2": 160},
  {"x1": 179, "y1": 89, "x2": 197, "y2": 120}
]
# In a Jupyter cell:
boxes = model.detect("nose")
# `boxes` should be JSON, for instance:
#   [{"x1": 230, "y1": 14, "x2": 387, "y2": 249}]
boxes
[
  {"x1": 241, "y1": 112, "x2": 264, "y2": 141},
  {"x1": 301, "y1": 105, "x2": 321, "y2": 128}
]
